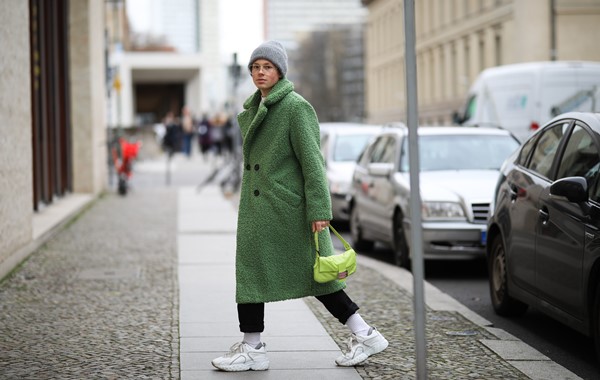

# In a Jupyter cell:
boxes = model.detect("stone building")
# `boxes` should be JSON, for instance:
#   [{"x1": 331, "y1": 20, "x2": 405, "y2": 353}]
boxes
[
  {"x1": 361, "y1": 0, "x2": 600, "y2": 125},
  {"x1": 0, "y1": 0, "x2": 107, "y2": 279}
]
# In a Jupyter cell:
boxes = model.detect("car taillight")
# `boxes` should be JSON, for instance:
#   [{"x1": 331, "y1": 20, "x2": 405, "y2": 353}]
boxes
[{"x1": 530, "y1": 121, "x2": 539, "y2": 131}]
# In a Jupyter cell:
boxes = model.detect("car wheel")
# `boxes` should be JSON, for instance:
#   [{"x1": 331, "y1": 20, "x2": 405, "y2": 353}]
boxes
[
  {"x1": 592, "y1": 281, "x2": 600, "y2": 363},
  {"x1": 489, "y1": 234, "x2": 528, "y2": 316},
  {"x1": 393, "y1": 211, "x2": 410, "y2": 269},
  {"x1": 350, "y1": 205, "x2": 374, "y2": 251}
]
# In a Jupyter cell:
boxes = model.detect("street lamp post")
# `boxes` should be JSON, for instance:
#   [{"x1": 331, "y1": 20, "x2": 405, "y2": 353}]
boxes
[{"x1": 226, "y1": 53, "x2": 242, "y2": 193}]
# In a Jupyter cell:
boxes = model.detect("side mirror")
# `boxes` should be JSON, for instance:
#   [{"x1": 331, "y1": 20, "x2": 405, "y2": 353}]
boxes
[
  {"x1": 550, "y1": 176, "x2": 588, "y2": 203},
  {"x1": 368, "y1": 162, "x2": 394, "y2": 177},
  {"x1": 452, "y1": 111, "x2": 463, "y2": 125}
]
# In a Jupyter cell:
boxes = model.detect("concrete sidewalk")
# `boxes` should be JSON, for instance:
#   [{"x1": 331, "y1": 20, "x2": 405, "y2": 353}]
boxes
[{"x1": 178, "y1": 185, "x2": 362, "y2": 379}]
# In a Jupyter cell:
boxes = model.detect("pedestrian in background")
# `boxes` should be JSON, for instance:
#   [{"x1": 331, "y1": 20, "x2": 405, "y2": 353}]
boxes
[
  {"x1": 161, "y1": 111, "x2": 182, "y2": 157},
  {"x1": 197, "y1": 113, "x2": 213, "y2": 161},
  {"x1": 181, "y1": 106, "x2": 195, "y2": 158},
  {"x1": 211, "y1": 40, "x2": 388, "y2": 372},
  {"x1": 209, "y1": 113, "x2": 226, "y2": 158}
]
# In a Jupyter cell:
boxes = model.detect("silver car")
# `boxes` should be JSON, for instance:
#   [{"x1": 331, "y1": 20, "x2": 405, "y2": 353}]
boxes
[
  {"x1": 349, "y1": 125, "x2": 520, "y2": 267},
  {"x1": 320, "y1": 123, "x2": 383, "y2": 222}
]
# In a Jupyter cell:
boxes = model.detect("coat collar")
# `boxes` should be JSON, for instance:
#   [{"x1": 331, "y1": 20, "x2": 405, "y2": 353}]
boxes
[
  {"x1": 239, "y1": 79, "x2": 294, "y2": 160},
  {"x1": 242, "y1": 78, "x2": 294, "y2": 110}
]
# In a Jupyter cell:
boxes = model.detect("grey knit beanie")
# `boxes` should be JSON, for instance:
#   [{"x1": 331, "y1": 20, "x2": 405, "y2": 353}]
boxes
[{"x1": 248, "y1": 40, "x2": 288, "y2": 77}]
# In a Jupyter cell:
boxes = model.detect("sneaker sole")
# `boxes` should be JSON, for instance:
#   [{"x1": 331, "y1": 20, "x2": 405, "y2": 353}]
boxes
[
  {"x1": 212, "y1": 360, "x2": 270, "y2": 372},
  {"x1": 336, "y1": 338, "x2": 389, "y2": 367}
]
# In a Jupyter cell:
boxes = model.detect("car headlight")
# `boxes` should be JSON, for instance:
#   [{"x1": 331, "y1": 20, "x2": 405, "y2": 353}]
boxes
[{"x1": 422, "y1": 202, "x2": 466, "y2": 220}]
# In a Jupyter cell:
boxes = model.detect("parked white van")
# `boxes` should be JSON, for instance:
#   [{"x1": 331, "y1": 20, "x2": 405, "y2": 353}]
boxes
[{"x1": 454, "y1": 61, "x2": 600, "y2": 141}]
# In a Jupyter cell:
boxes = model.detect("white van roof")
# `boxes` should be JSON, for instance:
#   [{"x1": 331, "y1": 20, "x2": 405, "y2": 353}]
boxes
[{"x1": 478, "y1": 61, "x2": 600, "y2": 78}]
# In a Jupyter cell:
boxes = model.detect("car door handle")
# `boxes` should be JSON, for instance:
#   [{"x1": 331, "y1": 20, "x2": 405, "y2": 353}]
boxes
[{"x1": 539, "y1": 207, "x2": 549, "y2": 224}]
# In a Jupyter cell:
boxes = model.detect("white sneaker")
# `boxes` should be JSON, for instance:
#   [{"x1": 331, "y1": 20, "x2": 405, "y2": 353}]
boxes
[
  {"x1": 211, "y1": 342, "x2": 269, "y2": 371},
  {"x1": 335, "y1": 327, "x2": 388, "y2": 366}
]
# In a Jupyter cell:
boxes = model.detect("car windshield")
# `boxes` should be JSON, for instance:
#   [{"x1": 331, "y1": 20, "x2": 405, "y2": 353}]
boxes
[
  {"x1": 333, "y1": 134, "x2": 375, "y2": 162},
  {"x1": 400, "y1": 134, "x2": 520, "y2": 171}
]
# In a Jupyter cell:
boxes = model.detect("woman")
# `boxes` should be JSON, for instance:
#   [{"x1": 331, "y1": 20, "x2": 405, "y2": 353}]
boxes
[{"x1": 212, "y1": 40, "x2": 388, "y2": 372}]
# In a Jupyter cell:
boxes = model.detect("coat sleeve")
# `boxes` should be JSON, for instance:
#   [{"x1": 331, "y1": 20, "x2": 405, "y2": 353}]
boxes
[{"x1": 289, "y1": 99, "x2": 333, "y2": 223}]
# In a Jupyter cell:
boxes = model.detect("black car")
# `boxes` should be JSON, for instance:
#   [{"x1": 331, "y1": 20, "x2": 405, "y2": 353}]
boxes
[{"x1": 487, "y1": 112, "x2": 600, "y2": 361}]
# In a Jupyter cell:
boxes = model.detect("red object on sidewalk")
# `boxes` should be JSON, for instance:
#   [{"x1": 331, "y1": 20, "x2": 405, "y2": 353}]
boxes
[
  {"x1": 112, "y1": 138, "x2": 141, "y2": 178},
  {"x1": 112, "y1": 138, "x2": 142, "y2": 194}
]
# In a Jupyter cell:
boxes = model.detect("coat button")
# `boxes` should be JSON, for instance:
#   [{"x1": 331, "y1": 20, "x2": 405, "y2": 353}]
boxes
[
  {"x1": 254, "y1": 164, "x2": 260, "y2": 171},
  {"x1": 254, "y1": 190, "x2": 260, "y2": 196},
  {"x1": 246, "y1": 164, "x2": 251, "y2": 170}
]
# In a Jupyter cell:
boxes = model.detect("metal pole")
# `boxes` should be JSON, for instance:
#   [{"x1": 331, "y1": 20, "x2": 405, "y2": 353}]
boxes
[{"x1": 403, "y1": 0, "x2": 427, "y2": 378}]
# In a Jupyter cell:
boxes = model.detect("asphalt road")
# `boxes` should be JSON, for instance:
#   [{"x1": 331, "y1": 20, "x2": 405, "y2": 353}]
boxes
[{"x1": 331, "y1": 225, "x2": 600, "y2": 380}]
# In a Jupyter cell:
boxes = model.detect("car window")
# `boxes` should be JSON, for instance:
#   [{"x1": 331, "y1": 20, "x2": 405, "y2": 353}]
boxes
[
  {"x1": 333, "y1": 134, "x2": 375, "y2": 162},
  {"x1": 556, "y1": 124, "x2": 600, "y2": 201},
  {"x1": 527, "y1": 122, "x2": 570, "y2": 179},
  {"x1": 516, "y1": 136, "x2": 536, "y2": 166},
  {"x1": 463, "y1": 95, "x2": 476, "y2": 123},
  {"x1": 418, "y1": 134, "x2": 519, "y2": 171},
  {"x1": 368, "y1": 136, "x2": 392, "y2": 163},
  {"x1": 378, "y1": 137, "x2": 397, "y2": 164},
  {"x1": 398, "y1": 134, "x2": 518, "y2": 171}
]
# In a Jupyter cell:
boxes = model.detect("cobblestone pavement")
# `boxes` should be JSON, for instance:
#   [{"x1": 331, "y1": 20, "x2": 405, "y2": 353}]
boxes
[
  {"x1": 0, "y1": 190, "x2": 179, "y2": 380},
  {"x1": 305, "y1": 266, "x2": 529, "y2": 380}
]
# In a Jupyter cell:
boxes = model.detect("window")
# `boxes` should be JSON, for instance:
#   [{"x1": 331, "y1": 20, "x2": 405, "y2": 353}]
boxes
[
  {"x1": 556, "y1": 124, "x2": 600, "y2": 202},
  {"x1": 333, "y1": 134, "x2": 377, "y2": 162},
  {"x1": 517, "y1": 136, "x2": 536, "y2": 166},
  {"x1": 527, "y1": 122, "x2": 570, "y2": 179},
  {"x1": 369, "y1": 136, "x2": 395, "y2": 164}
]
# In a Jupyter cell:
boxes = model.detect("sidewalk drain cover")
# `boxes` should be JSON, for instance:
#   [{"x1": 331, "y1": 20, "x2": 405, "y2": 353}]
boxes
[
  {"x1": 77, "y1": 267, "x2": 141, "y2": 280},
  {"x1": 445, "y1": 330, "x2": 478, "y2": 336}
]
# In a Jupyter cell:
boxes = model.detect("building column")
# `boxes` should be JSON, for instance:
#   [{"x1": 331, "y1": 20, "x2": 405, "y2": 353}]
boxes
[
  {"x1": 483, "y1": 26, "x2": 496, "y2": 69},
  {"x1": 455, "y1": 37, "x2": 468, "y2": 97},
  {"x1": 0, "y1": 0, "x2": 33, "y2": 268},
  {"x1": 443, "y1": 42, "x2": 453, "y2": 100},
  {"x1": 433, "y1": 46, "x2": 443, "y2": 103},
  {"x1": 69, "y1": 0, "x2": 107, "y2": 194},
  {"x1": 468, "y1": 32, "x2": 480, "y2": 85}
]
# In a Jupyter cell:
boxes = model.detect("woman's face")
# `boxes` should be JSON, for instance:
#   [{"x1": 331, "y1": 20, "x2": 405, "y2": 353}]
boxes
[{"x1": 250, "y1": 59, "x2": 280, "y2": 96}]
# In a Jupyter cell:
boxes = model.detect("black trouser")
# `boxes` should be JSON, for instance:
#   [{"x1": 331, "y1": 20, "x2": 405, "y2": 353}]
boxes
[{"x1": 237, "y1": 290, "x2": 359, "y2": 333}]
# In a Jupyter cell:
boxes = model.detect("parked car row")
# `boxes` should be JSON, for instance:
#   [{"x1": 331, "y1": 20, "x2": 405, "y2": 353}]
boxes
[{"x1": 323, "y1": 112, "x2": 600, "y2": 362}]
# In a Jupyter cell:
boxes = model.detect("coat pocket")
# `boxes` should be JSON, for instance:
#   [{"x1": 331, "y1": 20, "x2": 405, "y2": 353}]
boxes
[{"x1": 271, "y1": 180, "x2": 302, "y2": 207}]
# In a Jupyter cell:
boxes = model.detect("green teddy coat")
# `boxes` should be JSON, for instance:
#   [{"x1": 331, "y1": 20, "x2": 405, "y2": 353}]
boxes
[{"x1": 235, "y1": 78, "x2": 346, "y2": 304}]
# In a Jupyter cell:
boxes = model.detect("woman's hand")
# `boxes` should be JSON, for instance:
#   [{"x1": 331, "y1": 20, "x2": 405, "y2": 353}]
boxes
[{"x1": 312, "y1": 220, "x2": 330, "y2": 233}]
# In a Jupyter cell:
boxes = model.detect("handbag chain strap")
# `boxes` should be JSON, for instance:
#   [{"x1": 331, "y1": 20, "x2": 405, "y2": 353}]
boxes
[{"x1": 314, "y1": 225, "x2": 352, "y2": 256}]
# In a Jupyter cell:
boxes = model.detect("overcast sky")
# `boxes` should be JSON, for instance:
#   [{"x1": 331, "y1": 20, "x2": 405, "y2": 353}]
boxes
[{"x1": 126, "y1": 0, "x2": 263, "y2": 62}]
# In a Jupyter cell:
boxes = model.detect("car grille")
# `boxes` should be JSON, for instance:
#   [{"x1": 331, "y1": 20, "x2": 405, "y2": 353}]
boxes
[{"x1": 471, "y1": 203, "x2": 490, "y2": 224}]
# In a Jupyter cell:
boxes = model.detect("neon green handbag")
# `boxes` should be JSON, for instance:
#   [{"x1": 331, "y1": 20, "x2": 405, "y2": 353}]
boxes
[{"x1": 313, "y1": 225, "x2": 357, "y2": 283}]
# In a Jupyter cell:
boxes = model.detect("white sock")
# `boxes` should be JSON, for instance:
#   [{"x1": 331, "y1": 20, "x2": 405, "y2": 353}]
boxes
[
  {"x1": 345, "y1": 313, "x2": 371, "y2": 336},
  {"x1": 243, "y1": 332, "x2": 261, "y2": 348}
]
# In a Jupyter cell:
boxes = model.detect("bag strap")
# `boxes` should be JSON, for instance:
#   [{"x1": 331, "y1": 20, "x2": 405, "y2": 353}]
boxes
[{"x1": 314, "y1": 225, "x2": 353, "y2": 256}]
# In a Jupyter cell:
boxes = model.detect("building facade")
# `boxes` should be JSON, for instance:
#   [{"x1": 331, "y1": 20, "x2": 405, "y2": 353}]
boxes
[
  {"x1": 264, "y1": 0, "x2": 368, "y2": 121},
  {"x1": 107, "y1": 0, "x2": 221, "y2": 127},
  {"x1": 1, "y1": 0, "x2": 108, "y2": 279},
  {"x1": 362, "y1": 0, "x2": 600, "y2": 125}
]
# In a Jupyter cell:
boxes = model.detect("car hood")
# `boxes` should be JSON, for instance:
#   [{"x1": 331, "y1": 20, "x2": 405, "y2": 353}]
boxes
[
  {"x1": 327, "y1": 162, "x2": 356, "y2": 182},
  {"x1": 404, "y1": 170, "x2": 500, "y2": 202}
]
